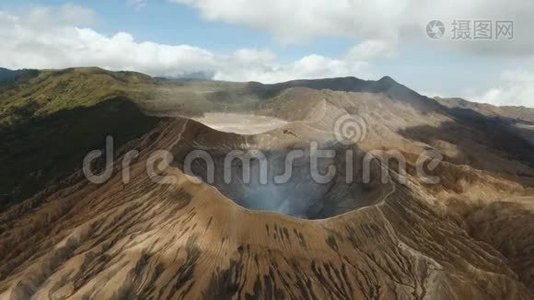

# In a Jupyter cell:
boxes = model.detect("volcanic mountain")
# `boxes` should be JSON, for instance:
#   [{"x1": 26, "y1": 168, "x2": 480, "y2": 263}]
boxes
[{"x1": 0, "y1": 67, "x2": 533, "y2": 299}]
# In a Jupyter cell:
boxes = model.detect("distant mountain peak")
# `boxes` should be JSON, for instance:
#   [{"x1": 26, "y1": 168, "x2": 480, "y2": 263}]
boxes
[
  {"x1": 0, "y1": 68, "x2": 37, "y2": 83},
  {"x1": 378, "y1": 75, "x2": 396, "y2": 83},
  {"x1": 377, "y1": 75, "x2": 402, "y2": 88}
]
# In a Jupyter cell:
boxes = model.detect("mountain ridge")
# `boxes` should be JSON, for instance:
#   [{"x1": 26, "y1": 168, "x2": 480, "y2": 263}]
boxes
[{"x1": 0, "y1": 67, "x2": 533, "y2": 298}]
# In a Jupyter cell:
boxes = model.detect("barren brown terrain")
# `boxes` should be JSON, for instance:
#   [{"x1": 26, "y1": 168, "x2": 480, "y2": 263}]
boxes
[{"x1": 0, "y1": 68, "x2": 533, "y2": 299}]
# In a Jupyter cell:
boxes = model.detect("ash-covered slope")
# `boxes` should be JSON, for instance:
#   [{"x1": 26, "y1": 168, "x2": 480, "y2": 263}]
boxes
[
  {"x1": 0, "y1": 118, "x2": 531, "y2": 299},
  {"x1": 1, "y1": 68, "x2": 534, "y2": 299}
]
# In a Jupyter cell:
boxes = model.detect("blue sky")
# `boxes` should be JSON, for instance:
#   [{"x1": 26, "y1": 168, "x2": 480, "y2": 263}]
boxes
[
  {"x1": 0, "y1": 0, "x2": 532, "y2": 106},
  {"x1": 0, "y1": 0, "x2": 353, "y2": 58}
]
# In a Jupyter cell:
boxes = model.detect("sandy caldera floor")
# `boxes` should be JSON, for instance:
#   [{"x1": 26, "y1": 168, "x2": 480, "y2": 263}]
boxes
[{"x1": 193, "y1": 113, "x2": 288, "y2": 134}]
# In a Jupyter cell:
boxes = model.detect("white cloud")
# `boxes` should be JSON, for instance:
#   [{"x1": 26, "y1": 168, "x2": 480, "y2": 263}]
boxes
[
  {"x1": 171, "y1": 0, "x2": 534, "y2": 56},
  {"x1": 170, "y1": 0, "x2": 407, "y2": 44},
  {"x1": 0, "y1": 5, "x2": 378, "y2": 83},
  {"x1": 421, "y1": 71, "x2": 534, "y2": 107},
  {"x1": 214, "y1": 52, "x2": 371, "y2": 83},
  {"x1": 3, "y1": 3, "x2": 532, "y2": 107},
  {"x1": 346, "y1": 39, "x2": 396, "y2": 61},
  {"x1": 18, "y1": 3, "x2": 96, "y2": 27},
  {"x1": 475, "y1": 70, "x2": 534, "y2": 107},
  {"x1": 128, "y1": 0, "x2": 147, "y2": 10},
  {"x1": 168, "y1": 0, "x2": 534, "y2": 106}
]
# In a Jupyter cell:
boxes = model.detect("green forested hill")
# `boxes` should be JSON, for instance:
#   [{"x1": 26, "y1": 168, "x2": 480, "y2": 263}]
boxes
[{"x1": 0, "y1": 67, "x2": 160, "y2": 210}]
